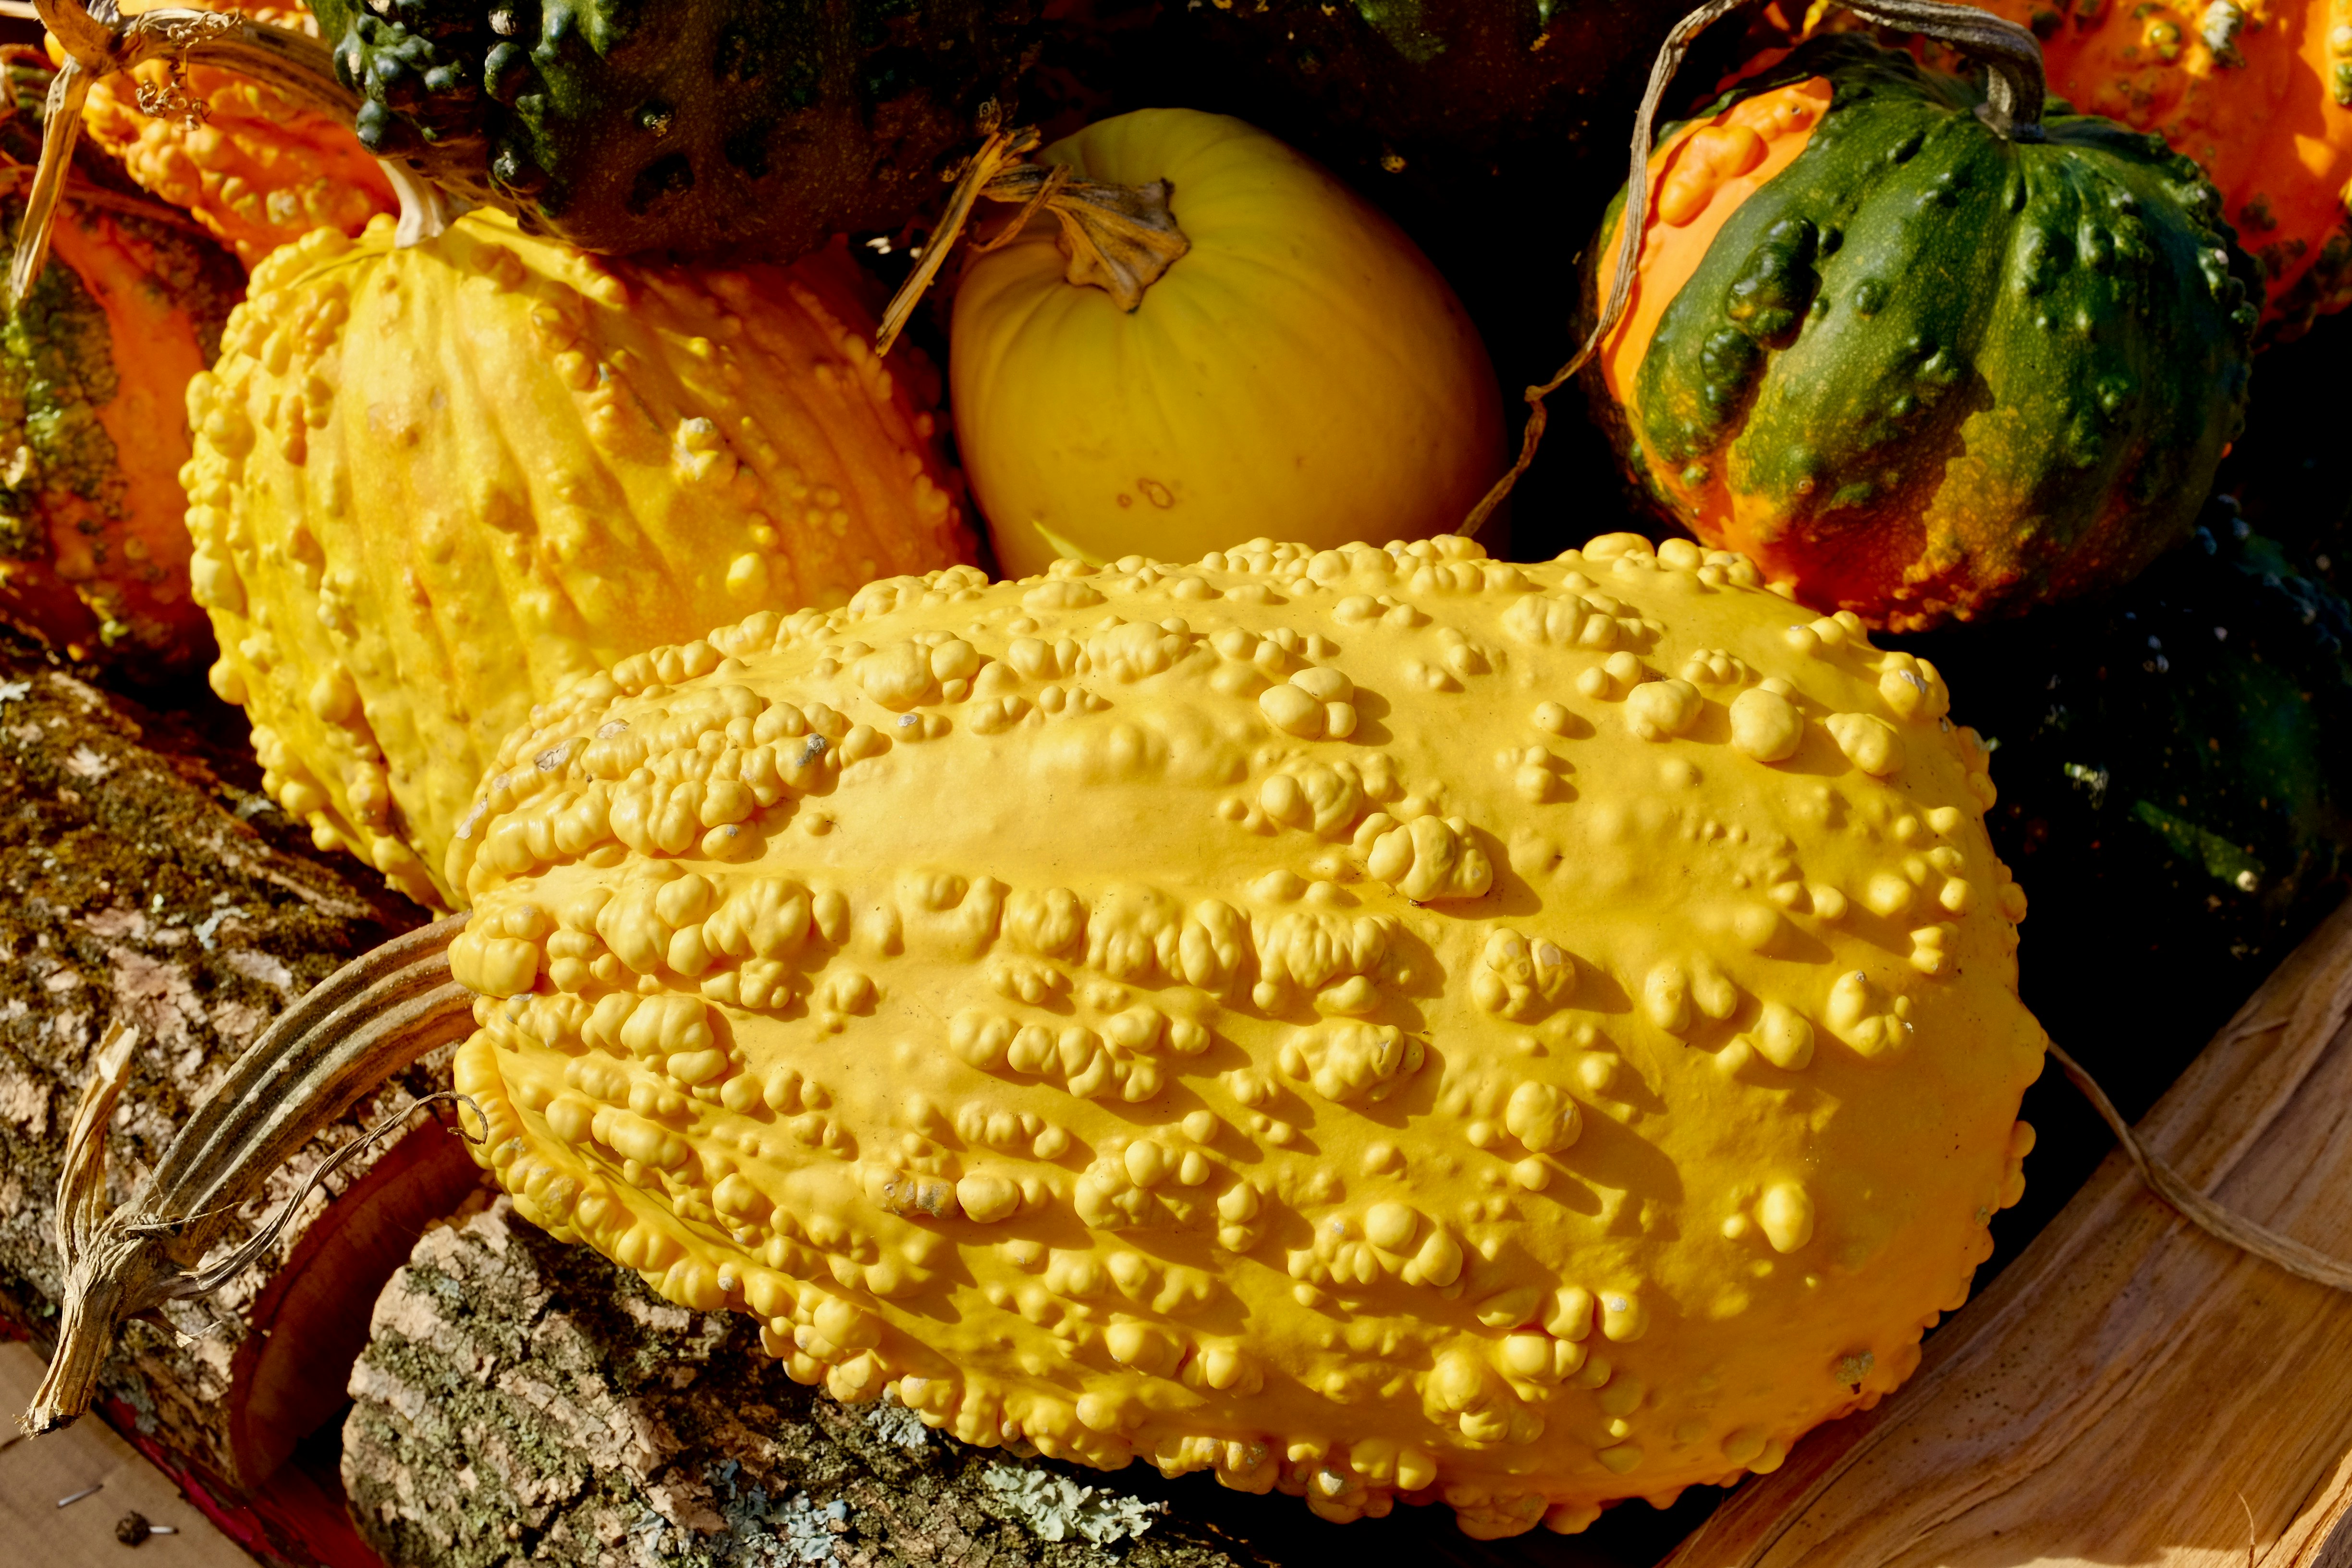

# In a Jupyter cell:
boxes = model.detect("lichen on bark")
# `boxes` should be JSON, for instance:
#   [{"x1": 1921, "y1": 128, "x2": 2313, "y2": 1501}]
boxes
[
  {"x1": 0, "y1": 630, "x2": 430, "y2": 1478},
  {"x1": 345, "y1": 1198, "x2": 1269, "y2": 1568}
]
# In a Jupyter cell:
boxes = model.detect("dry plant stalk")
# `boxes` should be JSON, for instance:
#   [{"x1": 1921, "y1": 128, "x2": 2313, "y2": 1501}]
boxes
[
  {"x1": 873, "y1": 118, "x2": 1190, "y2": 356},
  {"x1": 20, "y1": 917, "x2": 478, "y2": 1435}
]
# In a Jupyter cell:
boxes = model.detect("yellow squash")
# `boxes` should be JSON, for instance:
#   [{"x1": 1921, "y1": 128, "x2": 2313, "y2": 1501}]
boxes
[
  {"x1": 186, "y1": 213, "x2": 971, "y2": 908},
  {"x1": 950, "y1": 110, "x2": 1505, "y2": 578},
  {"x1": 443, "y1": 533, "x2": 2045, "y2": 1537}
]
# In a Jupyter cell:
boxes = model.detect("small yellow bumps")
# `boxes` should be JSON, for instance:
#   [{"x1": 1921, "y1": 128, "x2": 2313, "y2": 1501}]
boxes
[
  {"x1": 187, "y1": 212, "x2": 973, "y2": 907},
  {"x1": 446, "y1": 534, "x2": 2044, "y2": 1539}
]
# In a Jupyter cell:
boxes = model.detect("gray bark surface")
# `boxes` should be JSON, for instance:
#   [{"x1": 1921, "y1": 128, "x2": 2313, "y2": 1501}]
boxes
[
  {"x1": 345, "y1": 1199, "x2": 1642, "y2": 1568},
  {"x1": 343, "y1": 1197, "x2": 1259, "y2": 1568},
  {"x1": 0, "y1": 635, "x2": 434, "y2": 1479}
]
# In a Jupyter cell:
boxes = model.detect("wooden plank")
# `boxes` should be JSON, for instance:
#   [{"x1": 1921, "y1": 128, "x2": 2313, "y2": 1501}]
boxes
[
  {"x1": 1666, "y1": 897, "x2": 2352, "y2": 1568},
  {"x1": 0, "y1": 1341, "x2": 255, "y2": 1568}
]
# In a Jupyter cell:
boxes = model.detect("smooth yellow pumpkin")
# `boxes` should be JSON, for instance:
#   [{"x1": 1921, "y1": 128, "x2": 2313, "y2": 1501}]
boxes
[
  {"x1": 445, "y1": 533, "x2": 2044, "y2": 1538},
  {"x1": 950, "y1": 110, "x2": 1505, "y2": 579},
  {"x1": 186, "y1": 212, "x2": 971, "y2": 909}
]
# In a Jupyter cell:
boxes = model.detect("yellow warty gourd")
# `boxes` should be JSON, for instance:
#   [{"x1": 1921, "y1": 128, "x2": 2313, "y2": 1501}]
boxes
[
  {"x1": 444, "y1": 534, "x2": 2044, "y2": 1539},
  {"x1": 186, "y1": 212, "x2": 971, "y2": 909}
]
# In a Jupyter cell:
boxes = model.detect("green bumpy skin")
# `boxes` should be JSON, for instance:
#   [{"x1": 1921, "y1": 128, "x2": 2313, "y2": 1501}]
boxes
[
  {"x1": 1925, "y1": 503, "x2": 2352, "y2": 988},
  {"x1": 306, "y1": 0, "x2": 1040, "y2": 256},
  {"x1": 443, "y1": 533, "x2": 2046, "y2": 1539},
  {"x1": 1600, "y1": 37, "x2": 2261, "y2": 631}
]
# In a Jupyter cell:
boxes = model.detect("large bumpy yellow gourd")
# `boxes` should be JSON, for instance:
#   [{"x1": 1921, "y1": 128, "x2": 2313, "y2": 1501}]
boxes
[
  {"x1": 444, "y1": 534, "x2": 2044, "y2": 1538},
  {"x1": 186, "y1": 211, "x2": 971, "y2": 908}
]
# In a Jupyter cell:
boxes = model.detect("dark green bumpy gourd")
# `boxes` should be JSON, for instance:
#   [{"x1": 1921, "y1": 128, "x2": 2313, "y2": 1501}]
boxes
[
  {"x1": 1590, "y1": 36, "x2": 2264, "y2": 630},
  {"x1": 1925, "y1": 503, "x2": 2352, "y2": 991},
  {"x1": 307, "y1": 0, "x2": 1040, "y2": 256}
]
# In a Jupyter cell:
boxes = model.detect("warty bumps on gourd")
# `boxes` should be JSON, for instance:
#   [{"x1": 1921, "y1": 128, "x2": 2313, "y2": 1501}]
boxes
[
  {"x1": 441, "y1": 534, "x2": 2046, "y2": 1538},
  {"x1": 184, "y1": 212, "x2": 970, "y2": 910},
  {"x1": 74, "y1": 0, "x2": 398, "y2": 266}
]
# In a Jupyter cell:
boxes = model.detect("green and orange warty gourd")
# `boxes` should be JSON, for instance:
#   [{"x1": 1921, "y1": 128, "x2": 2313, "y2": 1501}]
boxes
[
  {"x1": 0, "y1": 45, "x2": 244, "y2": 664},
  {"x1": 186, "y1": 212, "x2": 971, "y2": 909},
  {"x1": 1587, "y1": 37, "x2": 2258, "y2": 631},
  {"x1": 442, "y1": 533, "x2": 2046, "y2": 1538},
  {"x1": 951, "y1": 110, "x2": 1503, "y2": 578},
  {"x1": 1933, "y1": 0, "x2": 2352, "y2": 335},
  {"x1": 74, "y1": 0, "x2": 397, "y2": 267}
]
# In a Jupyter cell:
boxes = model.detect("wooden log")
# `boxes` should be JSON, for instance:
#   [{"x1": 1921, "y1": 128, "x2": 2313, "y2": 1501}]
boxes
[
  {"x1": 342, "y1": 1195, "x2": 1262, "y2": 1568},
  {"x1": 1665, "y1": 896, "x2": 2352, "y2": 1567},
  {"x1": 0, "y1": 637, "x2": 477, "y2": 1549},
  {"x1": 343, "y1": 1194, "x2": 1698, "y2": 1568}
]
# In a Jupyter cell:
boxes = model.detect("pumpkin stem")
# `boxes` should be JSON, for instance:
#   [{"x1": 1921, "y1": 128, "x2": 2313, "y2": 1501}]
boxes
[
  {"x1": 13, "y1": 0, "x2": 361, "y2": 301},
  {"x1": 381, "y1": 157, "x2": 464, "y2": 248},
  {"x1": 19, "y1": 917, "x2": 479, "y2": 1436},
  {"x1": 1455, "y1": 0, "x2": 2049, "y2": 538},
  {"x1": 1840, "y1": 0, "x2": 2047, "y2": 137},
  {"x1": 875, "y1": 122, "x2": 1191, "y2": 356}
]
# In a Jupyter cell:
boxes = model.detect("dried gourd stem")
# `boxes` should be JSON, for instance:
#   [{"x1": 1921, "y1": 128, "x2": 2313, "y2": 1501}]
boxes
[
  {"x1": 968, "y1": 160, "x2": 1068, "y2": 257},
  {"x1": 22, "y1": 916, "x2": 477, "y2": 1436},
  {"x1": 2049, "y1": 1040, "x2": 2352, "y2": 1292},
  {"x1": 379, "y1": 158, "x2": 464, "y2": 249},
  {"x1": 875, "y1": 124, "x2": 1190, "y2": 356},
  {"x1": 15, "y1": 0, "x2": 364, "y2": 300},
  {"x1": 1455, "y1": 0, "x2": 2047, "y2": 537},
  {"x1": 876, "y1": 124, "x2": 1038, "y2": 356}
]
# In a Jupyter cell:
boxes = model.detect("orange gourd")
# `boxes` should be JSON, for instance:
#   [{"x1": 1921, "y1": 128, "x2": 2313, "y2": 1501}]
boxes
[
  {"x1": 0, "y1": 46, "x2": 243, "y2": 664},
  {"x1": 72, "y1": 0, "x2": 396, "y2": 267}
]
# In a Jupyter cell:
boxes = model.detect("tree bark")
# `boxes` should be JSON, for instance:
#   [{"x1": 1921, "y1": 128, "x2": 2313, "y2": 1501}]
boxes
[
  {"x1": 0, "y1": 632, "x2": 448, "y2": 1493},
  {"x1": 343, "y1": 1194, "x2": 1657, "y2": 1568},
  {"x1": 342, "y1": 1196, "x2": 1267, "y2": 1568}
]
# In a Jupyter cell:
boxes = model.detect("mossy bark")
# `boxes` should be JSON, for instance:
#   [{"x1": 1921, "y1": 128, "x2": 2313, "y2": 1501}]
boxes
[
  {"x1": 0, "y1": 630, "x2": 432, "y2": 1479},
  {"x1": 344, "y1": 1197, "x2": 1264, "y2": 1568}
]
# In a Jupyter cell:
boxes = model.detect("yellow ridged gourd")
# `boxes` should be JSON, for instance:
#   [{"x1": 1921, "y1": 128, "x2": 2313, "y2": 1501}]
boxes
[
  {"x1": 71, "y1": 0, "x2": 398, "y2": 266},
  {"x1": 185, "y1": 211, "x2": 972, "y2": 908},
  {"x1": 443, "y1": 533, "x2": 2044, "y2": 1539}
]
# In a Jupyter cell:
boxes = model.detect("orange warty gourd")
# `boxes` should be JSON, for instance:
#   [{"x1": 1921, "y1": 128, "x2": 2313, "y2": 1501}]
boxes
[
  {"x1": 0, "y1": 45, "x2": 244, "y2": 664},
  {"x1": 72, "y1": 0, "x2": 397, "y2": 266},
  {"x1": 186, "y1": 212, "x2": 971, "y2": 909},
  {"x1": 1922, "y1": 0, "x2": 2352, "y2": 334}
]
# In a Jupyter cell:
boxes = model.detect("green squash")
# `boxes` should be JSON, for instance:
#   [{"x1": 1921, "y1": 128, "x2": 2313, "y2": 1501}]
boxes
[
  {"x1": 1586, "y1": 36, "x2": 2262, "y2": 630},
  {"x1": 309, "y1": 0, "x2": 1041, "y2": 256},
  {"x1": 1919, "y1": 504, "x2": 2352, "y2": 1017}
]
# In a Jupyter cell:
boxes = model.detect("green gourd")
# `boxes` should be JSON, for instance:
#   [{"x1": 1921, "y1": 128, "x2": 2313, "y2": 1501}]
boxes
[
  {"x1": 1586, "y1": 34, "x2": 2262, "y2": 630},
  {"x1": 307, "y1": 0, "x2": 1041, "y2": 256}
]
